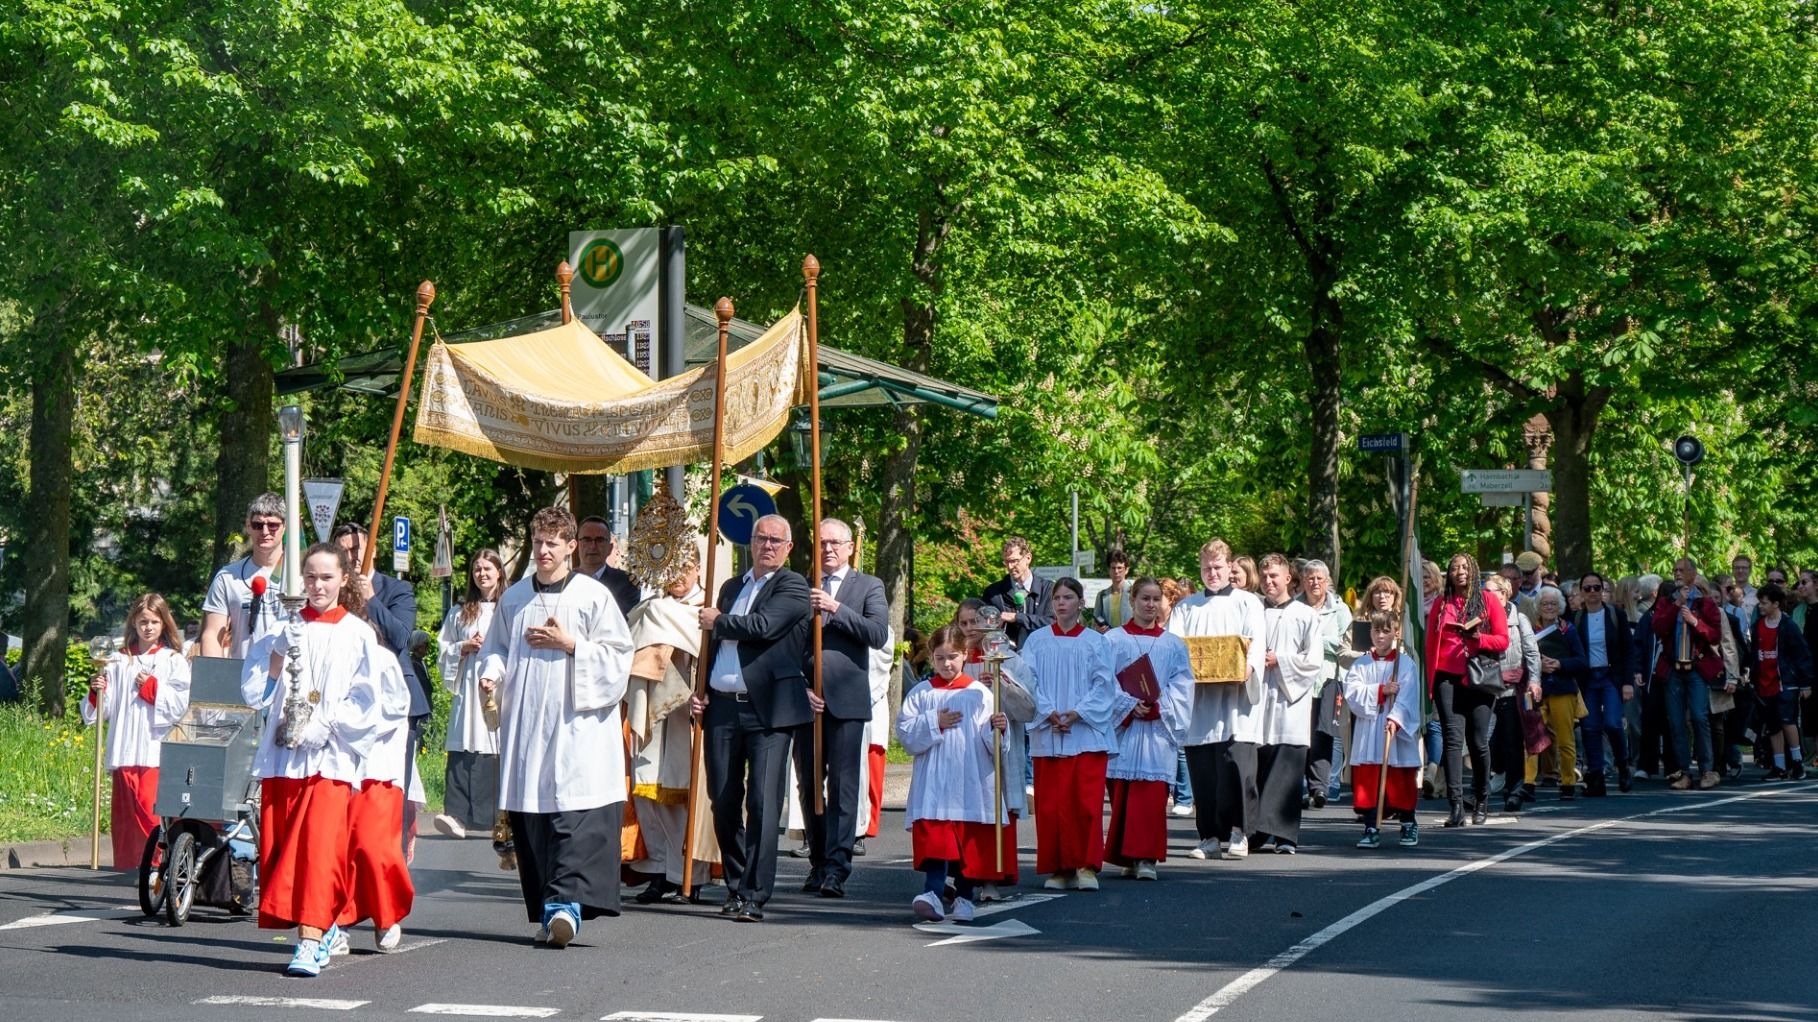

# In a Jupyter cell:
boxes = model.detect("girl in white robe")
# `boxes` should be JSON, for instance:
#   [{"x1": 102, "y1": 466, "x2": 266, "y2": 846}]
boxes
[
  {"x1": 956, "y1": 598, "x2": 1035, "y2": 900},
  {"x1": 1101, "y1": 578, "x2": 1194, "y2": 879},
  {"x1": 1021, "y1": 578, "x2": 1138, "y2": 891},
  {"x1": 897, "y1": 625, "x2": 1010, "y2": 923},
  {"x1": 433, "y1": 550, "x2": 504, "y2": 841},
  {"x1": 84, "y1": 593, "x2": 191, "y2": 871},
  {"x1": 1342, "y1": 611, "x2": 1423, "y2": 849}
]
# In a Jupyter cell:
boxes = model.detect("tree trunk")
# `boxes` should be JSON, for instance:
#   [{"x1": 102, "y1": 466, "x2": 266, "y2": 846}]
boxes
[
  {"x1": 22, "y1": 335, "x2": 75, "y2": 717},
  {"x1": 212, "y1": 301, "x2": 278, "y2": 569},
  {"x1": 1304, "y1": 269, "x2": 1343, "y2": 578},
  {"x1": 1546, "y1": 379, "x2": 1608, "y2": 580}
]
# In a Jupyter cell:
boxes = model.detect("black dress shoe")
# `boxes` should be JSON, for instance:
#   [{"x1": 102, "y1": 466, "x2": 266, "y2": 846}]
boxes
[
  {"x1": 852, "y1": 839, "x2": 868, "y2": 857},
  {"x1": 819, "y1": 877, "x2": 846, "y2": 899},
  {"x1": 1444, "y1": 801, "x2": 1466, "y2": 828},
  {"x1": 719, "y1": 895, "x2": 748, "y2": 916},
  {"x1": 635, "y1": 880, "x2": 674, "y2": 905},
  {"x1": 733, "y1": 904, "x2": 765, "y2": 922},
  {"x1": 800, "y1": 873, "x2": 824, "y2": 894},
  {"x1": 1471, "y1": 799, "x2": 1488, "y2": 825}
]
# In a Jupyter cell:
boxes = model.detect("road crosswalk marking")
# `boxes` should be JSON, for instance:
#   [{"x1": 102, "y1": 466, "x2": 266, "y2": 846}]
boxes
[
  {"x1": 409, "y1": 1006, "x2": 562, "y2": 1018},
  {"x1": 195, "y1": 995, "x2": 369, "y2": 1010}
]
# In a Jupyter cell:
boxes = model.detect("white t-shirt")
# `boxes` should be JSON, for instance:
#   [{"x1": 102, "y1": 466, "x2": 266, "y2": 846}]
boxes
[{"x1": 202, "y1": 556, "x2": 283, "y2": 660}]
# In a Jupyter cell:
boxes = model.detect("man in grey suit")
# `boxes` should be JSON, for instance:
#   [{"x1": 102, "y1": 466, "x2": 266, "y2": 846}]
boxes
[{"x1": 796, "y1": 518, "x2": 891, "y2": 898}]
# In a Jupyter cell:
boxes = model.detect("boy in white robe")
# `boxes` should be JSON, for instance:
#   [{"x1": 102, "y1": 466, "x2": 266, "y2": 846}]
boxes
[
  {"x1": 1101, "y1": 578, "x2": 1195, "y2": 879},
  {"x1": 1252, "y1": 555, "x2": 1324, "y2": 853},
  {"x1": 1166, "y1": 540, "x2": 1269, "y2": 860},
  {"x1": 1342, "y1": 611, "x2": 1423, "y2": 848},
  {"x1": 478, "y1": 507, "x2": 635, "y2": 948}
]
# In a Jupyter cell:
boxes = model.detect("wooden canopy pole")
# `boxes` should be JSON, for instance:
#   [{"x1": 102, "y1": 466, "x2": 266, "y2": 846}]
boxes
[
  {"x1": 804, "y1": 255, "x2": 826, "y2": 815},
  {"x1": 682, "y1": 297, "x2": 735, "y2": 898},
  {"x1": 557, "y1": 260, "x2": 581, "y2": 558},
  {"x1": 1379, "y1": 453, "x2": 1421, "y2": 825},
  {"x1": 362, "y1": 280, "x2": 436, "y2": 574}
]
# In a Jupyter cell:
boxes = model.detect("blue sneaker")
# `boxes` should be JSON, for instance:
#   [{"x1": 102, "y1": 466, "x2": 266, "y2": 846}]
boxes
[
  {"x1": 285, "y1": 938, "x2": 327, "y2": 977},
  {"x1": 324, "y1": 924, "x2": 349, "y2": 957},
  {"x1": 1355, "y1": 828, "x2": 1381, "y2": 850},
  {"x1": 542, "y1": 902, "x2": 580, "y2": 949}
]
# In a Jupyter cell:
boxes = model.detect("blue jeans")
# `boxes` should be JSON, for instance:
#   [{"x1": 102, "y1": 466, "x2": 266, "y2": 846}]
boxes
[
  {"x1": 1173, "y1": 749, "x2": 1194, "y2": 807},
  {"x1": 1665, "y1": 670, "x2": 1713, "y2": 775},
  {"x1": 1424, "y1": 718, "x2": 1444, "y2": 769},
  {"x1": 1580, "y1": 670, "x2": 1626, "y2": 774},
  {"x1": 1327, "y1": 726, "x2": 1345, "y2": 799}
]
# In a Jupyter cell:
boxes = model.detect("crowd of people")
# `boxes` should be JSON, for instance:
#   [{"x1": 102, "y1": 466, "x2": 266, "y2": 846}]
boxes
[{"x1": 80, "y1": 497, "x2": 1817, "y2": 977}]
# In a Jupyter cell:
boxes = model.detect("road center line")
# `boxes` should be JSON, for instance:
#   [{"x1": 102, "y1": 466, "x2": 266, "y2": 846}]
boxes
[
  {"x1": 408, "y1": 1005, "x2": 561, "y2": 1018},
  {"x1": 0, "y1": 908, "x2": 139, "y2": 931},
  {"x1": 195, "y1": 995, "x2": 369, "y2": 1010},
  {"x1": 1173, "y1": 784, "x2": 1817, "y2": 1022}
]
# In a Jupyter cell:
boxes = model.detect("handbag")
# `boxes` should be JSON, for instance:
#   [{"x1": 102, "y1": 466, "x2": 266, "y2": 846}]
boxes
[
  {"x1": 1519, "y1": 692, "x2": 1552, "y2": 756},
  {"x1": 1466, "y1": 650, "x2": 1507, "y2": 693}
]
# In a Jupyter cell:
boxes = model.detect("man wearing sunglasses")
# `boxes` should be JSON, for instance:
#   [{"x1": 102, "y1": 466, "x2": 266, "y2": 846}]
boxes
[
  {"x1": 1573, "y1": 572, "x2": 1632, "y2": 794},
  {"x1": 200, "y1": 492, "x2": 288, "y2": 658}
]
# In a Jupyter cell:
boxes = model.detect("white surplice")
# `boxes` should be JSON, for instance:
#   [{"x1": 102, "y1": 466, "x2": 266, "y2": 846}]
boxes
[
  {"x1": 1341, "y1": 653, "x2": 1422, "y2": 768},
  {"x1": 478, "y1": 571, "x2": 634, "y2": 815},
  {"x1": 1100, "y1": 625, "x2": 1195, "y2": 782},
  {"x1": 358, "y1": 647, "x2": 416, "y2": 788},
  {"x1": 962, "y1": 649, "x2": 1036, "y2": 815},
  {"x1": 1254, "y1": 599, "x2": 1324, "y2": 747},
  {"x1": 1020, "y1": 625, "x2": 1138, "y2": 758},
  {"x1": 242, "y1": 610, "x2": 386, "y2": 786},
  {"x1": 436, "y1": 602, "x2": 498, "y2": 755},
  {"x1": 897, "y1": 675, "x2": 1005, "y2": 827},
  {"x1": 1165, "y1": 588, "x2": 1269, "y2": 745},
  {"x1": 82, "y1": 645, "x2": 191, "y2": 769}
]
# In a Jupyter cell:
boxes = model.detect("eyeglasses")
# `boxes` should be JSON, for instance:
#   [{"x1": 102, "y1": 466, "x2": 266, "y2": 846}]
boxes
[
  {"x1": 249, "y1": 520, "x2": 284, "y2": 532},
  {"x1": 818, "y1": 539, "x2": 852, "y2": 548},
  {"x1": 1582, "y1": 585, "x2": 1603, "y2": 592},
  {"x1": 753, "y1": 535, "x2": 791, "y2": 547}
]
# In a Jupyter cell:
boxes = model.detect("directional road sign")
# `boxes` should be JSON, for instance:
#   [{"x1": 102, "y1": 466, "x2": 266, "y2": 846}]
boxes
[
  {"x1": 716, "y1": 484, "x2": 777, "y2": 546},
  {"x1": 1460, "y1": 468, "x2": 1552, "y2": 494}
]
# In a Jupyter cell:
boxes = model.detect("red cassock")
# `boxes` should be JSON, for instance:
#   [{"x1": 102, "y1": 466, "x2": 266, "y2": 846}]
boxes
[
  {"x1": 1032, "y1": 752, "x2": 1109, "y2": 873},
  {"x1": 337, "y1": 781, "x2": 414, "y2": 931},
  {"x1": 1103, "y1": 778, "x2": 1169, "y2": 865},
  {"x1": 911, "y1": 818, "x2": 1017, "y2": 883},
  {"x1": 111, "y1": 766, "x2": 160, "y2": 869},
  {"x1": 865, "y1": 744, "x2": 887, "y2": 839},
  {"x1": 1351, "y1": 764, "x2": 1419, "y2": 815},
  {"x1": 259, "y1": 776, "x2": 353, "y2": 931}
]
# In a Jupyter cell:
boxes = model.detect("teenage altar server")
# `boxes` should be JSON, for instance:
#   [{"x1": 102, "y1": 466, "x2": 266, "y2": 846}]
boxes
[
  {"x1": 1252, "y1": 554, "x2": 1323, "y2": 853},
  {"x1": 84, "y1": 593, "x2": 192, "y2": 870},
  {"x1": 1022, "y1": 578, "x2": 1138, "y2": 892},
  {"x1": 1101, "y1": 578, "x2": 1194, "y2": 880},
  {"x1": 1343, "y1": 611, "x2": 1423, "y2": 849},
  {"x1": 431, "y1": 550, "x2": 504, "y2": 841},
  {"x1": 897, "y1": 624, "x2": 1012, "y2": 922},
  {"x1": 332, "y1": 641, "x2": 415, "y2": 954},
  {"x1": 957, "y1": 598, "x2": 1036, "y2": 900},
  {"x1": 242, "y1": 543, "x2": 386, "y2": 977},
  {"x1": 477, "y1": 507, "x2": 634, "y2": 949},
  {"x1": 1166, "y1": 539, "x2": 1269, "y2": 860}
]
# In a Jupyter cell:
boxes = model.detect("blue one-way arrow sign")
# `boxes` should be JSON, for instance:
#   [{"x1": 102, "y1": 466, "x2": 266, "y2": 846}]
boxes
[{"x1": 716, "y1": 484, "x2": 778, "y2": 546}]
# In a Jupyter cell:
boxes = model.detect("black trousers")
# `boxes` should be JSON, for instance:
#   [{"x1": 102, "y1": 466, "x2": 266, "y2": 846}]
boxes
[
  {"x1": 1185, "y1": 739, "x2": 1258, "y2": 841},
  {"x1": 792, "y1": 714, "x2": 867, "y2": 885},
  {"x1": 1305, "y1": 684, "x2": 1341, "y2": 792},
  {"x1": 1434, "y1": 674, "x2": 1495, "y2": 805},
  {"x1": 1253, "y1": 744, "x2": 1306, "y2": 844},
  {"x1": 508, "y1": 802, "x2": 623, "y2": 922},
  {"x1": 1491, "y1": 694, "x2": 1525, "y2": 795},
  {"x1": 705, "y1": 692, "x2": 795, "y2": 907},
  {"x1": 1640, "y1": 680, "x2": 1679, "y2": 776}
]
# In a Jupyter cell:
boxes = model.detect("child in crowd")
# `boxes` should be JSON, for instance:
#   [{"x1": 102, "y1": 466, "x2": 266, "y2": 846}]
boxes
[
  {"x1": 1021, "y1": 578, "x2": 1137, "y2": 890},
  {"x1": 331, "y1": 636, "x2": 415, "y2": 954},
  {"x1": 84, "y1": 593, "x2": 192, "y2": 870},
  {"x1": 1101, "y1": 577, "x2": 1194, "y2": 880},
  {"x1": 243, "y1": 543, "x2": 386, "y2": 977},
  {"x1": 955, "y1": 597, "x2": 1035, "y2": 900},
  {"x1": 897, "y1": 625, "x2": 1010, "y2": 923},
  {"x1": 1342, "y1": 611, "x2": 1422, "y2": 849}
]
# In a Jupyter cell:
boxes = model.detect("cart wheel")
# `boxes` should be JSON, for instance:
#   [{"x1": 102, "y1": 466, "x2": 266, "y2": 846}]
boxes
[
  {"x1": 137, "y1": 832, "x2": 166, "y2": 918},
  {"x1": 164, "y1": 831, "x2": 197, "y2": 926}
]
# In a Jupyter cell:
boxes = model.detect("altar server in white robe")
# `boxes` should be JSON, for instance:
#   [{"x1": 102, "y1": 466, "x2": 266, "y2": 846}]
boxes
[
  {"x1": 856, "y1": 628, "x2": 896, "y2": 847},
  {"x1": 1342, "y1": 610, "x2": 1424, "y2": 849},
  {"x1": 432, "y1": 550, "x2": 504, "y2": 840},
  {"x1": 1101, "y1": 578, "x2": 1194, "y2": 880},
  {"x1": 84, "y1": 593, "x2": 192, "y2": 870},
  {"x1": 1252, "y1": 554, "x2": 1324, "y2": 853},
  {"x1": 622, "y1": 516, "x2": 720, "y2": 904},
  {"x1": 335, "y1": 643, "x2": 415, "y2": 952},
  {"x1": 1022, "y1": 578, "x2": 1138, "y2": 892},
  {"x1": 478, "y1": 507, "x2": 635, "y2": 948},
  {"x1": 1166, "y1": 539, "x2": 1269, "y2": 861},
  {"x1": 956, "y1": 599, "x2": 1035, "y2": 900}
]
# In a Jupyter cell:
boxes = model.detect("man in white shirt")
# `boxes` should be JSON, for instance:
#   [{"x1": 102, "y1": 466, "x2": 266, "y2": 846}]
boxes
[{"x1": 200, "y1": 493, "x2": 287, "y2": 659}]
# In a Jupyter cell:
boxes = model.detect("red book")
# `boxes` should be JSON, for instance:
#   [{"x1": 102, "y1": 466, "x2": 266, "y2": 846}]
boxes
[{"x1": 1117, "y1": 654, "x2": 1161, "y2": 703}]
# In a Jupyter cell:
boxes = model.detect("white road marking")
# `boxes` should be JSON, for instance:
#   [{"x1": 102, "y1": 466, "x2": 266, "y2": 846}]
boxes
[
  {"x1": 1172, "y1": 784, "x2": 1816, "y2": 1021},
  {"x1": 409, "y1": 1005, "x2": 561, "y2": 1018},
  {"x1": 601, "y1": 1014, "x2": 762, "y2": 1022},
  {"x1": 914, "y1": 918, "x2": 1039, "y2": 946},
  {"x1": 0, "y1": 908, "x2": 139, "y2": 931},
  {"x1": 195, "y1": 995, "x2": 369, "y2": 1010},
  {"x1": 969, "y1": 892, "x2": 1061, "y2": 918}
]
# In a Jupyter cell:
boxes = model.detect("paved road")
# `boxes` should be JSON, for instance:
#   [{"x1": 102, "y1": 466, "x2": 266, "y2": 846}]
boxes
[{"x1": 3, "y1": 780, "x2": 1814, "y2": 1022}]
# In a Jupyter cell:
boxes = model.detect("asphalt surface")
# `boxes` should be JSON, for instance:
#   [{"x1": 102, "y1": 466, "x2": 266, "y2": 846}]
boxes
[{"x1": 2, "y1": 778, "x2": 1815, "y2": 1022}]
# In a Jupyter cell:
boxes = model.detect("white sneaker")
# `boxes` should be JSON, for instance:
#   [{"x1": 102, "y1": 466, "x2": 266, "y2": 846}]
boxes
[
  {"x1": 1170, "y1": 803, "x2": 1196, "y2": 817},
  {"x1": 949, "y1": 897, "x2": 976, "y2": 923},
  {"x1": 546, "y1": 909, "x2": 577, "y2": 949},
  {"x1": 323, "y1": 925, "x2": 349, "y2": 957},
  {"x1": 431, "y1": 814, "x2": 467, "y2": 839},
  {"x1": 977, "y1": 882, "x2": 1003, "y2": 903},
  {"x1": 1074, "y1": 868, "x2": 1100, "y2": 891},
  {"x1": 912, "y1": 891, "x2": 945, "y2": 921},
  {"x1": 1188, "y1": 839, "x2": 1217, "y2": 860},
  {"x1": 376, "y1": 924, "x2": 401, "y2": 952},
  {"x1": 1135, "y1": 861, "x2": 1158, "y2": 881},
  {"x1": 286, "y1": 938, "x2": 326, "y2": 977},
  {"x1": 1222, "y1": 833, "x2": 1249, "y2": 860},
  {"x1": 1043, "y1": 873, "x2": 1070, "y2": 890}
]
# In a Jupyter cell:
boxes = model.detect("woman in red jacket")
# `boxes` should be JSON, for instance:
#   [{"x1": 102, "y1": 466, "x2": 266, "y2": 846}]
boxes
[{"x1": 1424, "y1": 554, "x2": 1510, "y2": 827}]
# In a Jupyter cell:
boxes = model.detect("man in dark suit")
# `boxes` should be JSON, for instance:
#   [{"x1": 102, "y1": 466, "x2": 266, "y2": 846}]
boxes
[
  {"x1": 692, "y1": 514, "x2": 812, "y2": 922},
  {"x1": 795, "y1": 517, "x2": 890, "y2": 898},
  {"x1": 980, "y1": 534, "x2": 1054, "y2": 648},
  {"x1": 333, "y1": 522, "x2": 422, "y2": 849},
  {"x1": 579, "y1": 515, "x2": 642, "y2": 617}
]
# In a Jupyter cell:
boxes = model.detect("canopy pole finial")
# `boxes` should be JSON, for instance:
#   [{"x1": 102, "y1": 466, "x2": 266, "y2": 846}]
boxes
[{"x1": 557, "y1": 261, "x2": 575, "y2": 324}]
